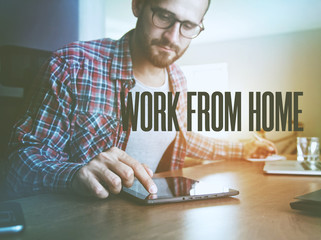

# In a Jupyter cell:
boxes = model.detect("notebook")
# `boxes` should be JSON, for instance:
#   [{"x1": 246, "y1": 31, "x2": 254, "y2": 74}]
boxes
[
  {"x1": 290, "y1": 189, "x2": 321, "y2": 214},
  {"x1": 263, "y1": 160, "x2": 321, "y2": 175}
]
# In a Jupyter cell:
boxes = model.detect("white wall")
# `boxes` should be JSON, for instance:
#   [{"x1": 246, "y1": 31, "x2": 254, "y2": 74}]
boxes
[
  {"x1": 79, "y1": 0, "x2": 107, "y2": 41},
  {"x1": 178, "y1": 29, "x2": 321, "y2": 150}
]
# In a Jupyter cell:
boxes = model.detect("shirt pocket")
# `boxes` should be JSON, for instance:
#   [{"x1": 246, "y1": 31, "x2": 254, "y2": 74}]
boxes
[{"x1": 70, "y1": 112, "x2": 119, "y2": 162}]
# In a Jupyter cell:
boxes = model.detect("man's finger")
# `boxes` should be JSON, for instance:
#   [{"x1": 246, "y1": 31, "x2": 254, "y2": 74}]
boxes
[
  {"x1": 253, "y1": 134, "x2": 277, "y2": 152},
  {"x1": 96, "y1": 167, "x2": 122, "y2": 194},
  {"x1": 261, "y1": 139, "x2": 277, "y2": 153},
  {"x1": 142, "y1": 164, "x2": 154, "y2": 177},
  {"x1": 105, "y1": 160, "x2": 135, "y2": 188},
  {"x1": 254, "y1": 139, "x2": 276, "y2": 153},
  {"x1": 85, "y1": 172, "x2": 109, "y2": 198},
  {"x1": 116, "y1": 149, "x2": 158, "y2": 194}
]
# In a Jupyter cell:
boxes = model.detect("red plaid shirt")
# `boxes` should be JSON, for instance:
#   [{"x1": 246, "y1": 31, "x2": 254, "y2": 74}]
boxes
[{"x1": 6, "y1": 30, "x2": 243, "y2": 196}]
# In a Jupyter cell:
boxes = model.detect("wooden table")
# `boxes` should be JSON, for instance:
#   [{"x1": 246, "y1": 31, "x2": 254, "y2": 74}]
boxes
[{"x1": 2, "y1": 159, "x2": 321, "y2": 240}]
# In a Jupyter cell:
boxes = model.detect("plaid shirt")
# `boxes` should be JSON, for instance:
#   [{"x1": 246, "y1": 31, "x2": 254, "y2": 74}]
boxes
[{"x1": 6, "y1": 30, "x2": 243, "y2": 196}]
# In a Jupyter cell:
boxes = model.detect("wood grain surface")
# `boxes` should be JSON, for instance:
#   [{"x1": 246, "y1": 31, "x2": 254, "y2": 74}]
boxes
[{"x1": 2, "y1": 159, "x2": 321, "y2": 240}]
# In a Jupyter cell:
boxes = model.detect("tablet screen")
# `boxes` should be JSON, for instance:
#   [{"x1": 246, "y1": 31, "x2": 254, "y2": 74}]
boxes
[{"x1": 122, "y1": 177, "x2": 237, "y2": 203}]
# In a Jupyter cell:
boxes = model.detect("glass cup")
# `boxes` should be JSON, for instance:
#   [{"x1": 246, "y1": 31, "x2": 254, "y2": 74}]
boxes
[{"x1": 297, "y1": 137, "x2": 320, "y2": 163}]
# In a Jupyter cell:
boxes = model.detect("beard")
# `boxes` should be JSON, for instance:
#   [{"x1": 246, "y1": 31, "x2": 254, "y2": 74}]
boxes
[
  {"x1": 148, "y1": 38, "x2": 188, "y2": 68},
  {"x1": 135, "y1": 17, "x2": 189, "y2": 68}
]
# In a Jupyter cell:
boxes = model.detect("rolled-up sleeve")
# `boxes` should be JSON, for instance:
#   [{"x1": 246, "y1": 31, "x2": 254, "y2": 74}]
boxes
[{"x1": 185, "y1": 131, "x2": 244, "y2": 160}]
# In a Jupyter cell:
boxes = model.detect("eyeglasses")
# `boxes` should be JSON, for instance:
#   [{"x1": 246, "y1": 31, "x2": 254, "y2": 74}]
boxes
[{"x1": 151, "y1": 7, "x2": 204, "y2": 39}]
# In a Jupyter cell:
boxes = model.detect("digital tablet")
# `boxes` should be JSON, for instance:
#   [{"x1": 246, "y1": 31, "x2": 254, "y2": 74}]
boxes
[{"x1": 121, "y1": 177, "x2": 239, "y2": 205}]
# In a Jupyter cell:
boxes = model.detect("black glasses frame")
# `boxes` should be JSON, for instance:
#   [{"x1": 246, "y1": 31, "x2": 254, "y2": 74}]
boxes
[{"x1": 151, "y1": 7, "x2": 205, "y2": 39}]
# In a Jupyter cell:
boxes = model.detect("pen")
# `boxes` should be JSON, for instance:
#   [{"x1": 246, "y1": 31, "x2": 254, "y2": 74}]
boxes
[
  {"x1": 252, "y1": 132, "x2": 277, "y2": 153},
  {"x1": 253, "y1": 132, "x2": 264, "y2": 142}
]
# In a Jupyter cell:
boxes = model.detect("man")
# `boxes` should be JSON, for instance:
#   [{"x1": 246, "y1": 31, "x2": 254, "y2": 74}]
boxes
[{"x1": 5, "y1": 0, "x2": 276, "y2": 199}]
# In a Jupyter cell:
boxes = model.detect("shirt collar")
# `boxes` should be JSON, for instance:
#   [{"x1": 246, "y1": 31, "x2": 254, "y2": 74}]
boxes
[
  {"x1": 109, "y1": 29, "x2": 184, "y2": 94},
  {"x1": 110, "y1": 30, "x2": 135, "y2": 82},
  {"x1": 167, "y1": 64, "x2": 185, "y2": 94}
]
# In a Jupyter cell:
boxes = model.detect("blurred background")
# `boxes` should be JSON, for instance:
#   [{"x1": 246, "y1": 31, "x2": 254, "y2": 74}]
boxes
[{"x1": 0, "y1": 0, "x2": 320, "y2": 155}]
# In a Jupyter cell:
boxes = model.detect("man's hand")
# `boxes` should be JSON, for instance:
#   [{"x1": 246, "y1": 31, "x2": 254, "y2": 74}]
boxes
[
  {"x1": 71, "y1": 147, "x2": 157, "y2": 199},
  {"x1": 243, "y1": 135, "x2": 277, "y2": 159}
]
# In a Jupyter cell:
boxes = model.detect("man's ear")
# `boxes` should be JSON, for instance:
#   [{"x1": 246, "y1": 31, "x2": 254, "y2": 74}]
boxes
[{"x1": 132, "y1": 0, "x2": 145, "y2": 17}]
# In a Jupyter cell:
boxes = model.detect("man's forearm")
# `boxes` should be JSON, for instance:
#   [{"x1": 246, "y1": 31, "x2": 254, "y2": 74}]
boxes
[{"x1": 6, "y1": 147, "x2": 84, "y2": 196}]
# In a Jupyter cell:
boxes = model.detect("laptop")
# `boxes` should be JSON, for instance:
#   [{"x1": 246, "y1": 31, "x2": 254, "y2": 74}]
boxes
[{"x1": 264, "y1": 160, "x2": 321, "y2": 175}]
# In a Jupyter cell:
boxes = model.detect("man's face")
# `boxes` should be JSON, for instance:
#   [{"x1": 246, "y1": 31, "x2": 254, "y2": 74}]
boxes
[{"x1": 134, "y1": 0, "x2": 208, "y2": 68}]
